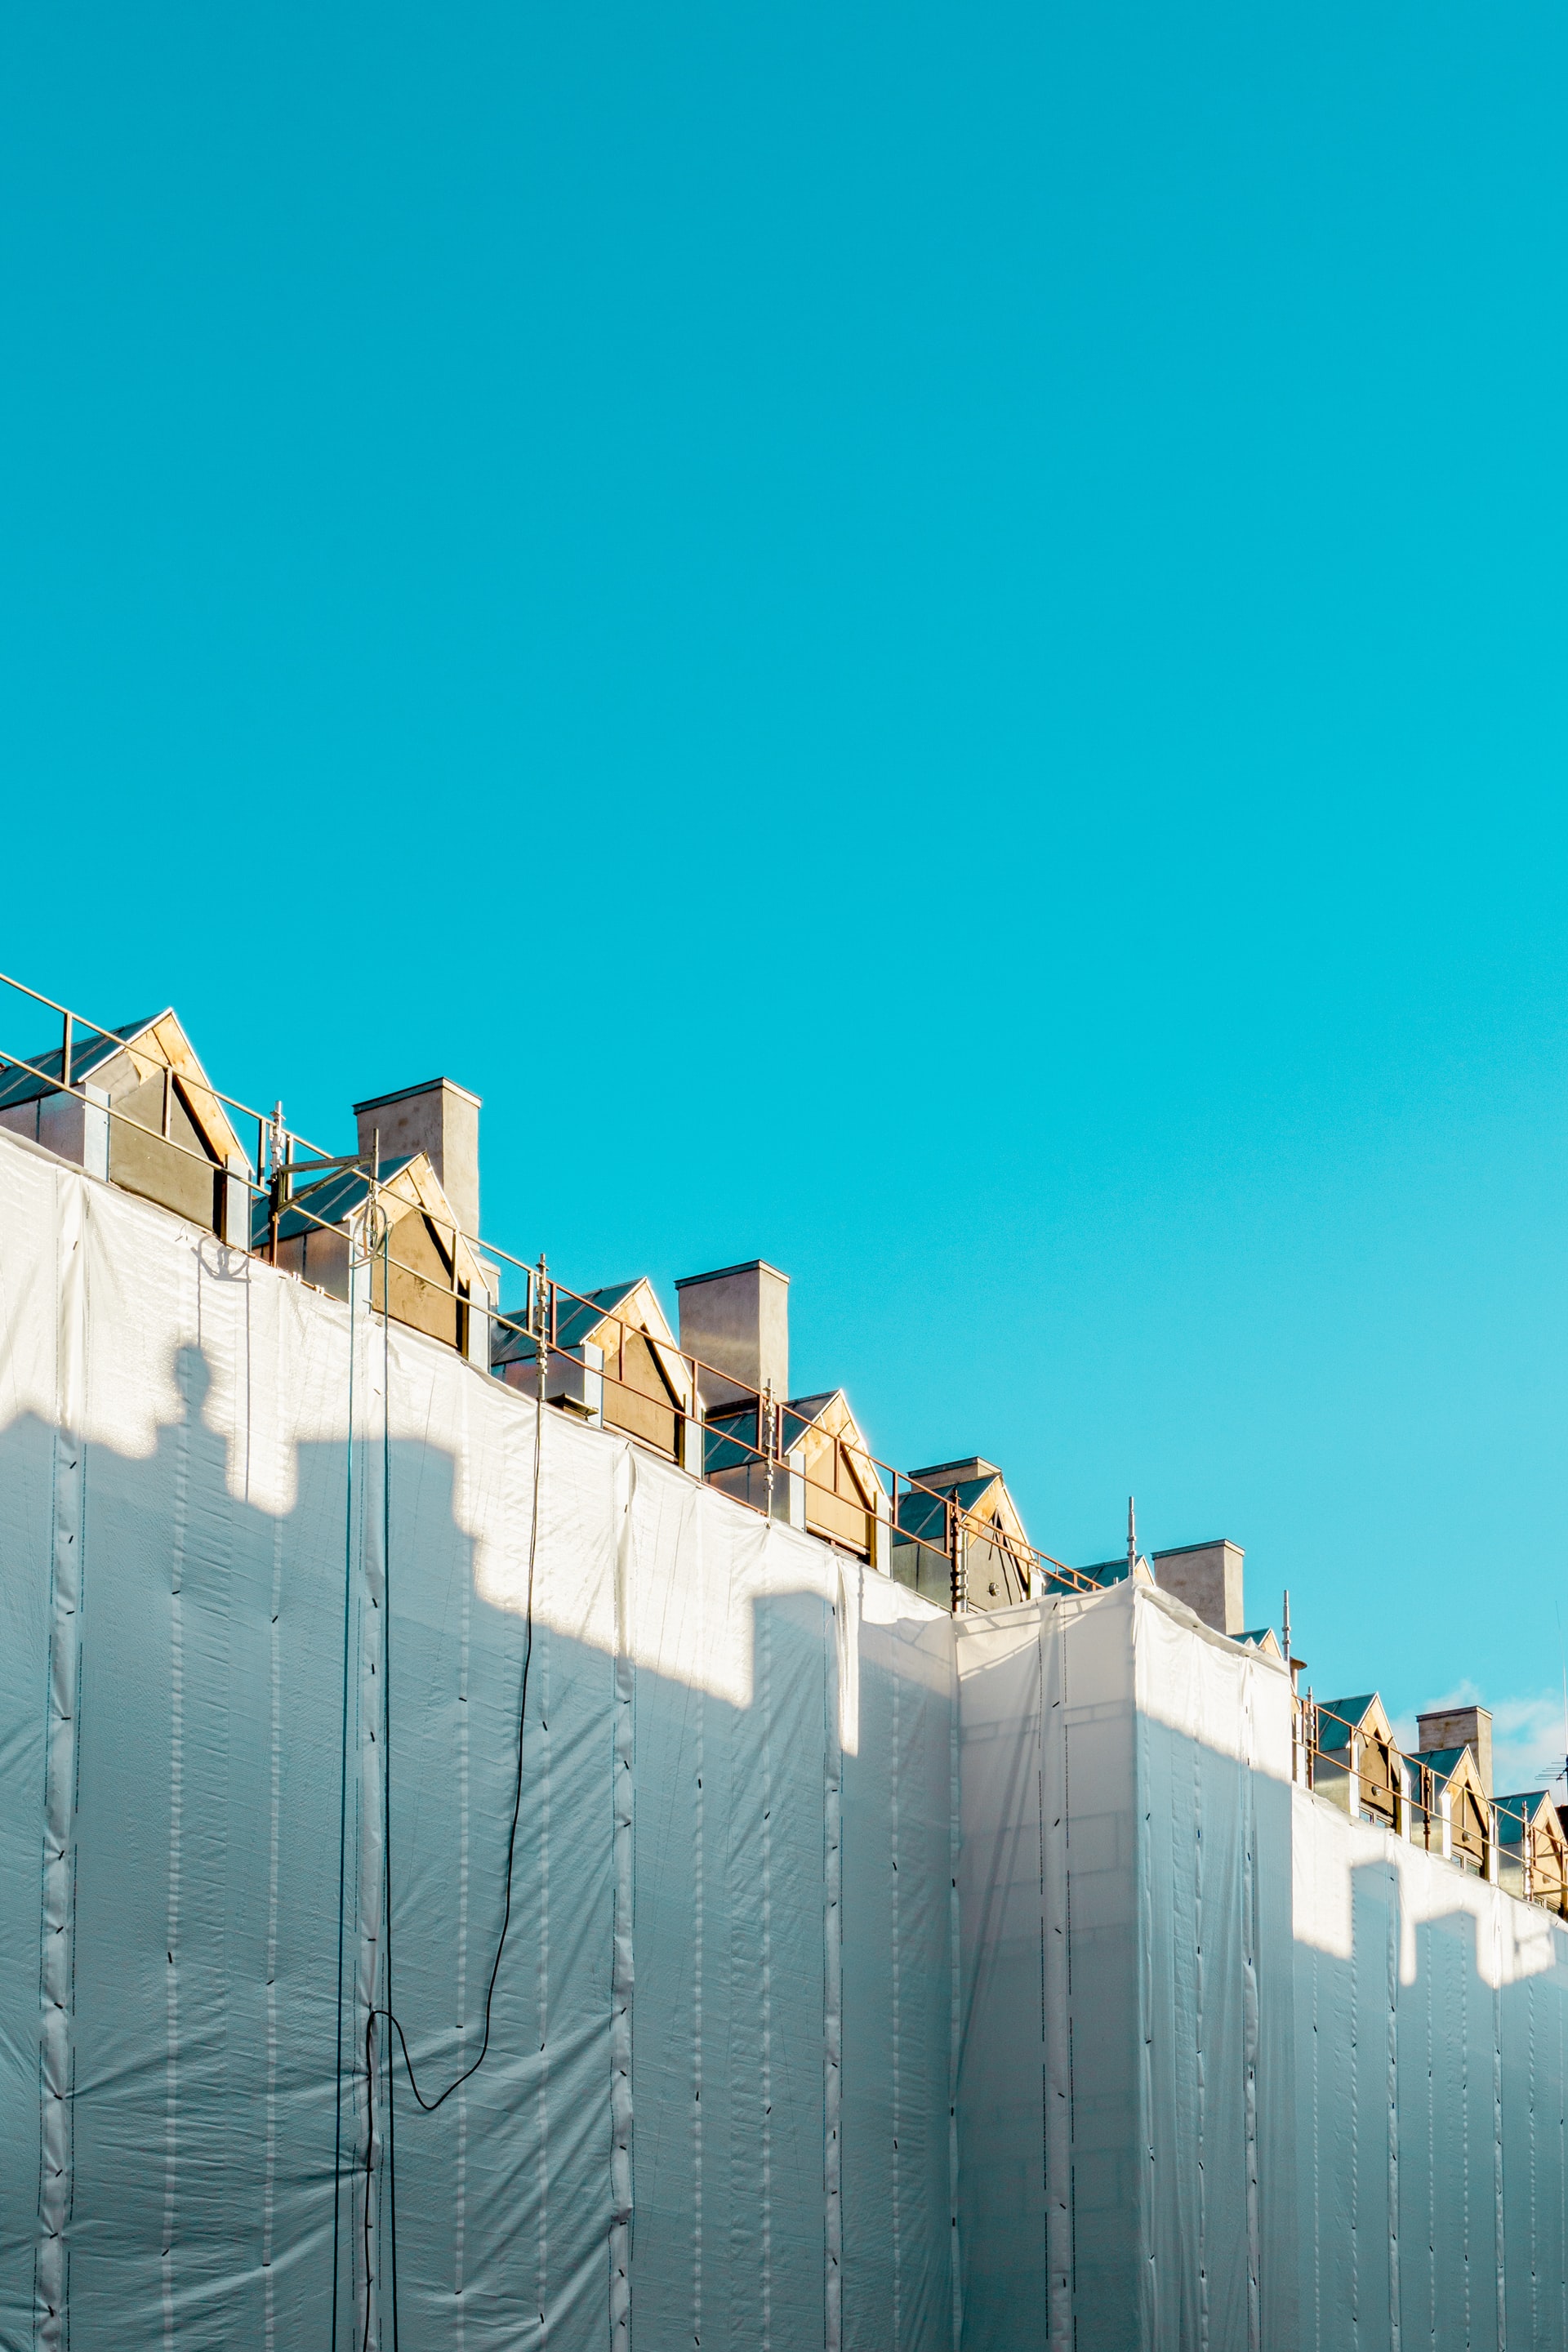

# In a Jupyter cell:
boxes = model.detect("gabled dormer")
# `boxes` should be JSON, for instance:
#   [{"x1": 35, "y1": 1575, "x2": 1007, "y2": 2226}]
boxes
[
  {"x1": 778, "y1": 1389, "x2": 886, "y2": 1560},
  {"x1": 494, "y1": 1276, "x2": 700, "y2": 1468},
  {"x1": 1314, "y1": 1693, "x2": 1403, "y2": 1831},
  {"x1": 0, "y1": 1008, "x2": 251, "y2": 1241},
  {"x1": 1409, "y1": 1744, "x2": 1491, "y2": 1872},
  {"x1": 1495, "y1": 1789, "x2": 1568, "y2": 1914},
  {"x1": 894, "y1": 1458, "x2": 1032, "y2": 1611},
  {"x1": 258, "y1": 1149, "x2": 492, "y2": 1361}
]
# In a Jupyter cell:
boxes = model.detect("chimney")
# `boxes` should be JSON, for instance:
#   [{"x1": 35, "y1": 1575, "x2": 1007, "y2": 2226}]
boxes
[
  {"x1": 675, "y1": 1259, "x2": 789, "y2": 1410},
  {"x1": 353, "y1": 1078, "x2": 481, "y2": 1240},
  {"x1": 1416, "y1": 1704, "x2": 1492, "y2": 1800},
  {"x1": 1150, "y1": 1539, "x2": 1245, "y2": 1637}
]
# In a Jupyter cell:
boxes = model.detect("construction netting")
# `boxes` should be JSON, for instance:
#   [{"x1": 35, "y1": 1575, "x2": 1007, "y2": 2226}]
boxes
[{"x1": 0, "y1": 1135, "x2": 956, "y2": 2350}]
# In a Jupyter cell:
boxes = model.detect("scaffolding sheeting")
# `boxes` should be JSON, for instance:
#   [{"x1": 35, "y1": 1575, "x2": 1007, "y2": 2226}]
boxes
[
  {"x1": 956, "y1": 1581, "x2": 1296, "y2": 2350},
  {"x1": 0, "y1": 1133, "x2": 956, "y2": 2350},
  {"x1": 1293, "y1": 1793, "x2": 1568, "y2": 2352},
  {"x1": 9, "y1": 1121, "x2": 1568, "y2": 2351},
  {"x1": 956, "y1": 1575, "x2": 1568, "y2": 2352}
]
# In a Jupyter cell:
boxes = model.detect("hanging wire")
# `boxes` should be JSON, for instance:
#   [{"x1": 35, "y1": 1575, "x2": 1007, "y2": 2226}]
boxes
[{"x1": 357, "y1": 1238, "x2": 549, "y2": 2352}]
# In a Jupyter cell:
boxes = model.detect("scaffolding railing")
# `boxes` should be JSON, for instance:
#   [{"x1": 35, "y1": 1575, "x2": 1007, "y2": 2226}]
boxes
[
  {"x1": 0, "y1": 966, "x2": 1105, "y2": 1611},
  {"x1": 1298, "y1": 1695, "x2": 1568, "y2": 1918}
]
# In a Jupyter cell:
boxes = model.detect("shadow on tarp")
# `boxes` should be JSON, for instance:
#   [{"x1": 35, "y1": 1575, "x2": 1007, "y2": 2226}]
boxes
[
  {"x1": 0, "y1": 1343, "x2": 956, "y2": 2352},
  {"x1": 1293, "y1": 1842, "x2": 1568, "y2": 2352},
  {"x1": 954, "y1": 1594, "x2": 1568, "y2": 2352}
]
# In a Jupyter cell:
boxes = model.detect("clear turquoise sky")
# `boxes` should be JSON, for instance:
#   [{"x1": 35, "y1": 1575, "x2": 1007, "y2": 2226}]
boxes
[{"x1": 3, "y1": 5, "x2": 1567, "y2": 1783}]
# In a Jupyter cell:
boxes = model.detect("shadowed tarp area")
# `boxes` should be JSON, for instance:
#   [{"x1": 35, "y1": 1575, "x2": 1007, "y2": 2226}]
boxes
[
  {"x1": 954, "y1": 1579, "x2": 1568, "y2": 2352},
  {"x1": 0, "y1": 1134, "x2": 956, "y2": 2351}
]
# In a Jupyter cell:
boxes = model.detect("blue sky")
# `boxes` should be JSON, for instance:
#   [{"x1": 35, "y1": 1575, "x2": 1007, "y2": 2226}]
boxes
[{"x1": 3, "y1": 4, "x2": 1568, "y2": 1785}]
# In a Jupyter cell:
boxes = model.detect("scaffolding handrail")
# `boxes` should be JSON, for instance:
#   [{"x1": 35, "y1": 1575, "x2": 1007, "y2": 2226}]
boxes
[
  {"x1": 1297, "y1": 1694, "x2": 1566, "y2": 1915},
  {"x1": 0, "y1": 965, "x2": 1107, "y2": 1608}
]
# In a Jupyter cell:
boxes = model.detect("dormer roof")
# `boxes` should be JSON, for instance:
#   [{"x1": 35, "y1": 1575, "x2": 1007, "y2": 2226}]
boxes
[
  {"x1": 494, "y1": 1276, "x2": 696, "y2": 1416},
  {"x1": 257, "y1": 1148, "x2": 489, "y2": 1297},
  {"x1": 0, "y1": 1008, "x2": 247, "y2": 1168},
  {"x1": 1317, "y1": 1694, "x2": 1395, "y2": 1755}
]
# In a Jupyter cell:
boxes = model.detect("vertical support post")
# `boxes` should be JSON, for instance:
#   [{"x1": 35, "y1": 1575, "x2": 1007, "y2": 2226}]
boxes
[
  {"x1": 764, "y1": 1383, "x2": 776, "y2": 1521},
  {"x1": 60, "y1": 1010, "x2": 72, "y2": 1094},
  {"x1": 535, "y1": 1254, "x2": 550, "y2": 1403},
  {"x1": 222, "y1": 1154, "x2": 251, "y2": 1252},
  {"x1": 267, "y1": 1105, "x2": 286, "y2": 1267},
  {"x1": 1304, "y1": 1690, "x2": 1315, "y2": 1793},
  {"x1": 948, "y1": 1496, "x2": 967, "y2": 1616}
]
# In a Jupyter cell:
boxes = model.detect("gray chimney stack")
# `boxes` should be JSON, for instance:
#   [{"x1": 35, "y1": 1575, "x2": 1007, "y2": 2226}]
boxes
[
  {"x1": 675, "y1": 1259, "x2": 790, "y2": 1410},
  {"x1": 1416, "y1": 1704, "x2": 1493, "y2": 1800},
  {"x1": 1151, "y1": 1539, "x2": 1245, "y2": 1637},
  {"x1": 353, "y1": 1077, "x2": 481, "y2": 1241}
]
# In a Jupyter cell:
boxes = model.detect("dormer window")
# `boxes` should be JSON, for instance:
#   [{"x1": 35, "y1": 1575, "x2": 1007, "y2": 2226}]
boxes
[{"x1": 0, "y1": 1009, "x2": 250, "y2": 1241}]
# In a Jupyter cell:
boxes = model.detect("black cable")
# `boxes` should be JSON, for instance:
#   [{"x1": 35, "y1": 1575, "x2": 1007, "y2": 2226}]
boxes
[{"x1": 359, "y1": 1371, "x2": 546, "y2": 2350}]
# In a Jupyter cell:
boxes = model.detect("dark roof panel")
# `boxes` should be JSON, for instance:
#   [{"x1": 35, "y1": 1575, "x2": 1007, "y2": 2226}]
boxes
[{"x1": 0, "y1": 1015, "x2": 160, "y2": 1109}]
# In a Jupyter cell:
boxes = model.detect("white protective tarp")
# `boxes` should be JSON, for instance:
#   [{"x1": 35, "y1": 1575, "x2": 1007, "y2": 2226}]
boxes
[
  {"x1": 11, "y1": 1123, "x2": 1568, "y2": 2352},
  {"x1": 1293, "y1": 1786, "x2": 1568, "y2": 2352},
  {"x1": 955, "y1": 1579, "x2": 1298, "y2": 2352},
  {"x1": 0, "y1": 1131, "x2": 956, "y2": 2351}
]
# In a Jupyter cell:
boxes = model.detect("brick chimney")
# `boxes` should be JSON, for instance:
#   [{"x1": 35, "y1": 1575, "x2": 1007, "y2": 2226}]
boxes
[
  {"x1": 1416, "y1": 1704, "x2": 1492, "y2": 1800},
  {"x1": 1150, "y1": 1539, "x2": 1245, "y2": 1637}
]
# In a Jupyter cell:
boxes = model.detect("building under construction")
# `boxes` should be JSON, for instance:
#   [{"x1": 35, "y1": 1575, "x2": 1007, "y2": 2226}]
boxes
[{"x1": 1, "y1": 971, "x2": 1566, "y2": 2351}]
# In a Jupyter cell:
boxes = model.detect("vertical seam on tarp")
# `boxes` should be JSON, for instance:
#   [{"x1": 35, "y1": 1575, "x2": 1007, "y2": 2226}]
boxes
[
  {"x1": 1528, "y1": 1975, "x2": 1538, "y2": 2350},
  {"x1": 947, "y1": 1619, "x2": 961, "y2": 2352},
  {"x1": 1387, "y1": 1857, "x2": 1400, "y2": 2352},
  {"x1": 1350, "y1": 1824, "x2": 1360, "y2": 2348},
  {"x1": 763, "y1": 1540, "x2": 774, "y2": 2352},
  {"x1": 890, "y1": 1591, "x2": 902, "y2": 2352},
  {"x1": 1311, "y1": 1861, "x2": 1321, "y2": 2352},
  {"x1": 354, "y1": 1268, "x2": 385, "y2": 2352},
  {"x1": 1135, "y1": 1600, "x2": 1156, "y2": 2349},
  {"x1": 1241, "y1": 1659, "x2": 1261, "y2": 2352},
  {"x1": 455, "y1": 1456, "x2": 471, "y2": 2352},
  {"x1": 824, "y1": 1571, "x2": 845, "y2": 2352},
  {"x1": 1193, "y1": 1667, "x2": 1208, "y2": 2352},
  {"x1": 160, "y1": 1274, "x2": 193, "y2": 2350},
  {"x1": 693, "y1": 1667, "x2": 704, "y2": 2352},
  {"x1": 35, "y1": 1170, "x2": 85, "y2": 2352},
  {"x1": 1044, "y1": 1601, "x2": 1072, "y2": 2350},
  {"x1": 610, "y1": 1449, "x2": 635, "y2": 2350},
  {"x1": 537, "y1": 1612, "x2": 551, "y2": 2345},
  {"x1": 1462, "y1": 1911, "x2": 1472, "y2": 2348},
  {"x1": 1424, "y1": 1906, "x2": 1433, "y2": 2352},
  {"x1": 263, "y1": 1293, "x2": 284, "y2": 2352},
  {"x1": 1493, "y1": 1904, "x2": 1505, "y2": 2350}
]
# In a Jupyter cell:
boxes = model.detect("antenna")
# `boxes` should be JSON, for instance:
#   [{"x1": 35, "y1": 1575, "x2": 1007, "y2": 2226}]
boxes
[
  {"x1": 1282, "y1": 1588, "x2": 1294, "y2": 1695},
  {"x1": 1127, "y1": 1494, "x2": 1137, "y2": 1580}
]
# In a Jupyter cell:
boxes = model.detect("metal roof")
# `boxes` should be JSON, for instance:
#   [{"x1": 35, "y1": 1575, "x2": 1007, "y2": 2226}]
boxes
[
  {"x1": 491, "y1": 1281, "x2": 644, "y2": 1365},
  {"x1": 0, "y1": 1014, "x2": 162, "y2": 1109},
  {"x1": 252, "y1": 1155, "x2": 417, "y2": 1248},
  {"x1": 1316, "y1": 1695, "x2": 1380, "y2": 1753}
]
